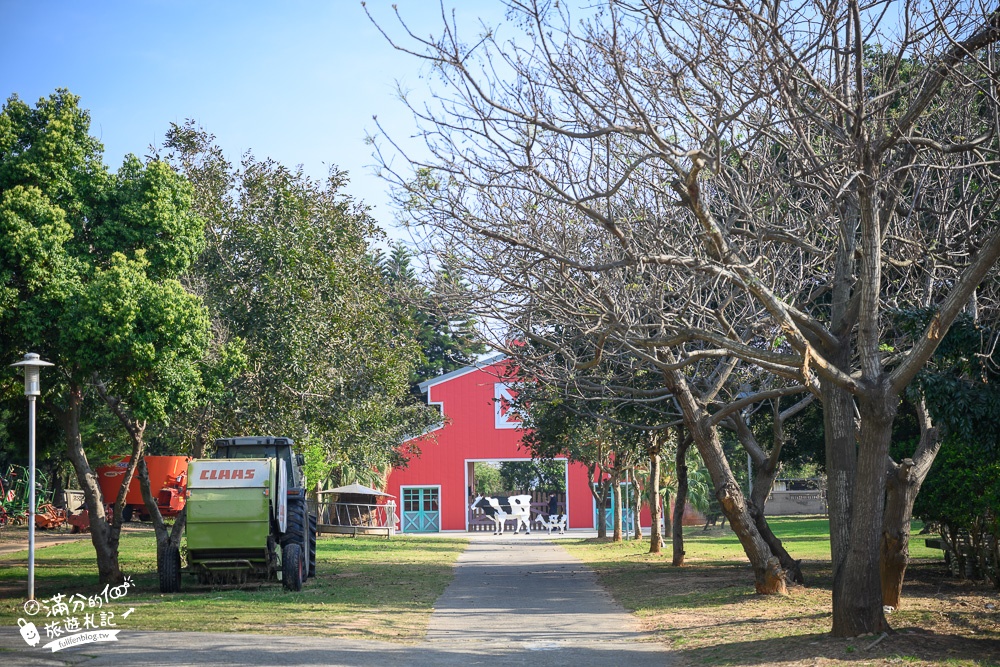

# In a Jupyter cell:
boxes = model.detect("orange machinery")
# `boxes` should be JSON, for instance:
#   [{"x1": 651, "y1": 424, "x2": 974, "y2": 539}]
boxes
[{"x1": 95, "y1": 455, "x2": 190, "y2": 522}]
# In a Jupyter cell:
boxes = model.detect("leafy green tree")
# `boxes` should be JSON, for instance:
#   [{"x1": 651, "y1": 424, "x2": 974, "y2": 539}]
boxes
[
  {"x1": 160, "y1": 123, "x2": 437, "y2": 488},
  {"x1": 472, "y1": 462, "x2": 502, "y2": 496},
  {"x1": 0, "y1": 90, "x2": 210, "y2": 585},
  {"x1": 377, "y1": 242, "x2": 487, "y2": 387},
  {"x1": 909, "y1": 314, "x2": 1000, "y2": 587},
  {"x1": 498, "y1": 460, "x2": 565, "y2": 493}
]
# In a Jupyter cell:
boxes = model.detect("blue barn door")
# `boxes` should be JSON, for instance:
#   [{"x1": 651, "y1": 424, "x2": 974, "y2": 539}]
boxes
[
  {"x1": 402, "y1": 487, "x2": 440, "y2": 533},
  {"x1": 593, "y1": 483, "x2": 636, "y2": 532},
  {"x1": 595, "y1": 506, "x2": 636, "y2": 532}
]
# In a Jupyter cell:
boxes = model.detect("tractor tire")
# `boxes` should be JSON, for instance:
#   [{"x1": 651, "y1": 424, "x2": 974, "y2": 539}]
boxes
[
  {"x1": 281, "y1": 497, "x2": 305, "y2": 545},
  {"x1": 158, "y1": 546, "x2": 181, "y2": 593},
  {"x1": 308, "y1": 512, "x2": 317, "y2": 577},
  {"x1": 282, "y1": 542, "x2": 303, "y2": 591},
  {"x1": 281, "y1": 497, "x2": 310, "y2": 579},
  {"x1": 121, "y1": 505, "x2": 134, "y2": 523}
]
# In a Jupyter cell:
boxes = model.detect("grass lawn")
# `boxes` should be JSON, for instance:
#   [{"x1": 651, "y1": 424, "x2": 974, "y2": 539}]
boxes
[
  {"x1": 563, "y1": 516, "x2": 1000, "y2": 667},
  {"x1": 4, "y1": 517, "x2": 999, "y2": 666},
  {"x1": 0, "y1": 527, "x2": 466, "y2": 643}
]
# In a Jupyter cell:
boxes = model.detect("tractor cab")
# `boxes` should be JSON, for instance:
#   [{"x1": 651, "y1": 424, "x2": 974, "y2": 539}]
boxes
[{"x1": 212, "y1": 437, "x2": 305, "y2": 492}]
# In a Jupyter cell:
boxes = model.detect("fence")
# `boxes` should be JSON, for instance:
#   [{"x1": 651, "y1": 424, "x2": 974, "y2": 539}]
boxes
[
  {"x1": 764, "y1": 478, "x2": 827, "y2": 516},
  {"x1": 316, "y1": 499, "x2": 397, "y2": 537}
]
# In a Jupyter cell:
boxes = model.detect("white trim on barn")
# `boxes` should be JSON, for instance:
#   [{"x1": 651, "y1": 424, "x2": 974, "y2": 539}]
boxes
[
  {"x1": 415, "y1": 354, "x2": 509, "y2": 437},
  {"x1": 417, "y1": 353, "x2": 507, "y2": 393},
  {"x1": 493, "y1": 383, "x2": 523, "y2": 429}
]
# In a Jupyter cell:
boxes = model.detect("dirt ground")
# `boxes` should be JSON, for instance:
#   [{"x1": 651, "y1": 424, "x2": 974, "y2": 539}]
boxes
[
  {"x1": 638, "y1": 559, "x2": 1000, "y2": 667},
  {"x1": 0, "y1": 523, "x2": 86, "y2": 556}
]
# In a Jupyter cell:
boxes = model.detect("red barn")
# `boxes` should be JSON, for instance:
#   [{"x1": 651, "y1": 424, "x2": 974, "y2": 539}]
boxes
[{"x1": 386, "y1": 356, "x2": 596, "y2": 532}]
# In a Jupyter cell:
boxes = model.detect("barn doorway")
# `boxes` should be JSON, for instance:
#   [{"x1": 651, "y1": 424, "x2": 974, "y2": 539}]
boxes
[{"x1": 466, "y1": 459, "x2": 568, "y2": 531}]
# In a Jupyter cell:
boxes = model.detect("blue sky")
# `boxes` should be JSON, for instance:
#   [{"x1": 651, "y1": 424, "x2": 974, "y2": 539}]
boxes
[{"x1": 1, "y1": 1, "x2": 504, "y2": 243}]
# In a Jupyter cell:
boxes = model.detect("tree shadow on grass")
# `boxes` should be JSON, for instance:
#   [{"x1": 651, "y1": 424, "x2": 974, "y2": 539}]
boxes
[
  {"x1": 673, "y1": 629, "x2": 1000, "y2": 666},
  {"x1": 0, "y1": 554, "x2": 112, "y2": 599},
  {"x1": 593, "y1": 561, "x2": 798, "y2": 612}
]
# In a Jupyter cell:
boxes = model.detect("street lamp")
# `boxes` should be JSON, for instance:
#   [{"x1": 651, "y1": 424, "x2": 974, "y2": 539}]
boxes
[{"x1": 10, "y1": 353, "x2": 54, "y2": 601}]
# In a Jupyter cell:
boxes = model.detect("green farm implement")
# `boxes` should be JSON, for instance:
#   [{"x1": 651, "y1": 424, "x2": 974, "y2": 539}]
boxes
[{"x1": 158, "y1": 436, "x2": 317, "y2": 592}]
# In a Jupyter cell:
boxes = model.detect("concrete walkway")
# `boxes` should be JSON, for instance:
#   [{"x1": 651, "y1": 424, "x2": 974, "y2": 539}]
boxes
[
  {"x1": 423, "y1": 533, "x2": 670, "y2": 664},
  {"x1": 0, "y1": 534, "x2": 673, "y2": 666}
]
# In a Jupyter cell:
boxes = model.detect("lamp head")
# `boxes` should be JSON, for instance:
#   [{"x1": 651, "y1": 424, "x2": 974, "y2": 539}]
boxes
[{"x1": 10, "y1": 353, "x2": 54, "y2": 397}]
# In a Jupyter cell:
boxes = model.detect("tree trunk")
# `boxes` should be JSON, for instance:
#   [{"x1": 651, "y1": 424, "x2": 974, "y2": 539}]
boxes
[
  {"x1": 822, "y1": 184, "x2": 859, "y2": 585},
  {"x1": 733, "y1": 411, "x2": 806, "y2": 584},
  {"x1": 667, "y1": 370, "x2": 786, "y2": 593},
  {"x1": 822, "y1": 371, "x2": 857, "y2": 584},
  {"x1": 748, "y1": 450, "x2": 803, "y2": 582},
  {"x1": 750, "y1": 503, "x2": 803, "y2": 584},
  {"x1": 612, "y1": 469, "x2": 623, "y2": 542},
  {"x1": 144, "y1": 426, "x2": 217, "y2": 571},
  {"x1": 50, "y1": 385, "x2": 127, "y2": 586},
  {"x1": 587, "y1": 464, "x2": 609, "y2": 539},
  {"x1": 880, "y1": 466, "x2": 915, "y2": 612},
  {"x1": 673, "y1": 429, "x2": 690, "y2": 567},
  {"x1": 829, "y1": 174, "x2": 894, "y2": 636},
  {"x1": 881, "y1": 399, "x2": 942, "y2": 610},
  {"x1": 663, "y1": 489, "x2": 672, "y2": 546},
  {"x1": 832, "y1": 384, "x2": 897, "y2": 636},
  {"x1": 649, "y1": 449, "x2": 662, "y2": 554},
  {"x1": 632, "y1": 471, "x2": 643, "y2": 540},
  {"x1": 137, "y1": 458, "x2": 187, "y2": 550},
  {"x1": 138, "y1": 458, "x2": 188, "y2": 577},
  {"x1": 137, "y1": 458, "x2": 166, "y2": 547},
  {"x1": 598, "y1": 480, "x2": 609, "y2": 539},
  {"x1": 93, "y1": 379, "x2": 169, "y2": 588}
]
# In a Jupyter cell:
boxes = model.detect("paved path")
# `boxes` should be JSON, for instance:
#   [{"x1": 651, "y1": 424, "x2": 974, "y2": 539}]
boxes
[
  {"x1": 424, "y1": 534, "x2": 670, "y2": 664},
  {"x1": 0, "y1": 531, "x2": 88, "y2": 557},
  {"x1": 0, "y1": 534, "x2": 673, "y2": 666}
]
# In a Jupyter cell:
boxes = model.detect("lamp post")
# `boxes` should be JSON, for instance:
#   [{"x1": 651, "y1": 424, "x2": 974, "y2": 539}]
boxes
[{"x1": 10, "y1": 353, "x2": 54, "y2": 601}]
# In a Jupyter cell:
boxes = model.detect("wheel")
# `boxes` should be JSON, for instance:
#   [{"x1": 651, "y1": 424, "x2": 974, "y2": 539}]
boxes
[
  {"x1": 121, "y1": 505, "x2": 134, "y2": 523},
  {"x1": 308, "y1": 512, "x2": 317, "y2": 577},
  {"x1": 281, "y1": 497, "x2": 309, "y2": 579},
  {"x1": 282, "y1": 542, "x2": 303, "y2": 591},
  {"x1": 281, "y1": 497, "x2": 305, "y2": 545},
  {"x1": 158, "y1": 546, "x2": 181, "y2": 593}
]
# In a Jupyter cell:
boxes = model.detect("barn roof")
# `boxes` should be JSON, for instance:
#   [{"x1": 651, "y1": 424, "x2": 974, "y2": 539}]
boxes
[{"x1": 416, "y1": 353, "x2": 507, "y2": 393}]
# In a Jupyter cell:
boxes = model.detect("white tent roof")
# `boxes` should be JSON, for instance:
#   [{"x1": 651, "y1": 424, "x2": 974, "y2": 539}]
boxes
[{"x1": 317, "y1": 483, "x2": 395, "y2": 497}]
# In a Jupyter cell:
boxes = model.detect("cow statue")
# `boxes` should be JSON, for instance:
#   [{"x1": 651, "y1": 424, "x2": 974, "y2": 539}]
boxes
[
  {"x1": 535, "y1": 512, "x2": 568, "y2": 534},
  {"x1": 470, "y1": 495, "x2": 533, "y2": 535}
]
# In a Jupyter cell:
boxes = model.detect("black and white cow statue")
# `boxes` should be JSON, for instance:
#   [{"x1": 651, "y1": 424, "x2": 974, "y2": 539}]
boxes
[
  {"x1": 535, "y1": 512, "x2": 568, "y2": 534},
  {"x1": 470, "y1": 495, "x2": 533, "y2": 535}
]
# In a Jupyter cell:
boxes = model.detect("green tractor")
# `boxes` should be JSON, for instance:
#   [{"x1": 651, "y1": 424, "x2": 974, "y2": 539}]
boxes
[{"x1": 158, "y1": 437, "x2": 318, "y2": 592}]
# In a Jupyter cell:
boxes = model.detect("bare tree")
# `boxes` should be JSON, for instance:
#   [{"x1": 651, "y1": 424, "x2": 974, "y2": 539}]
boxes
[{"x1": 370, "y1": 0, "x2": 1000, "y2": 635}]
